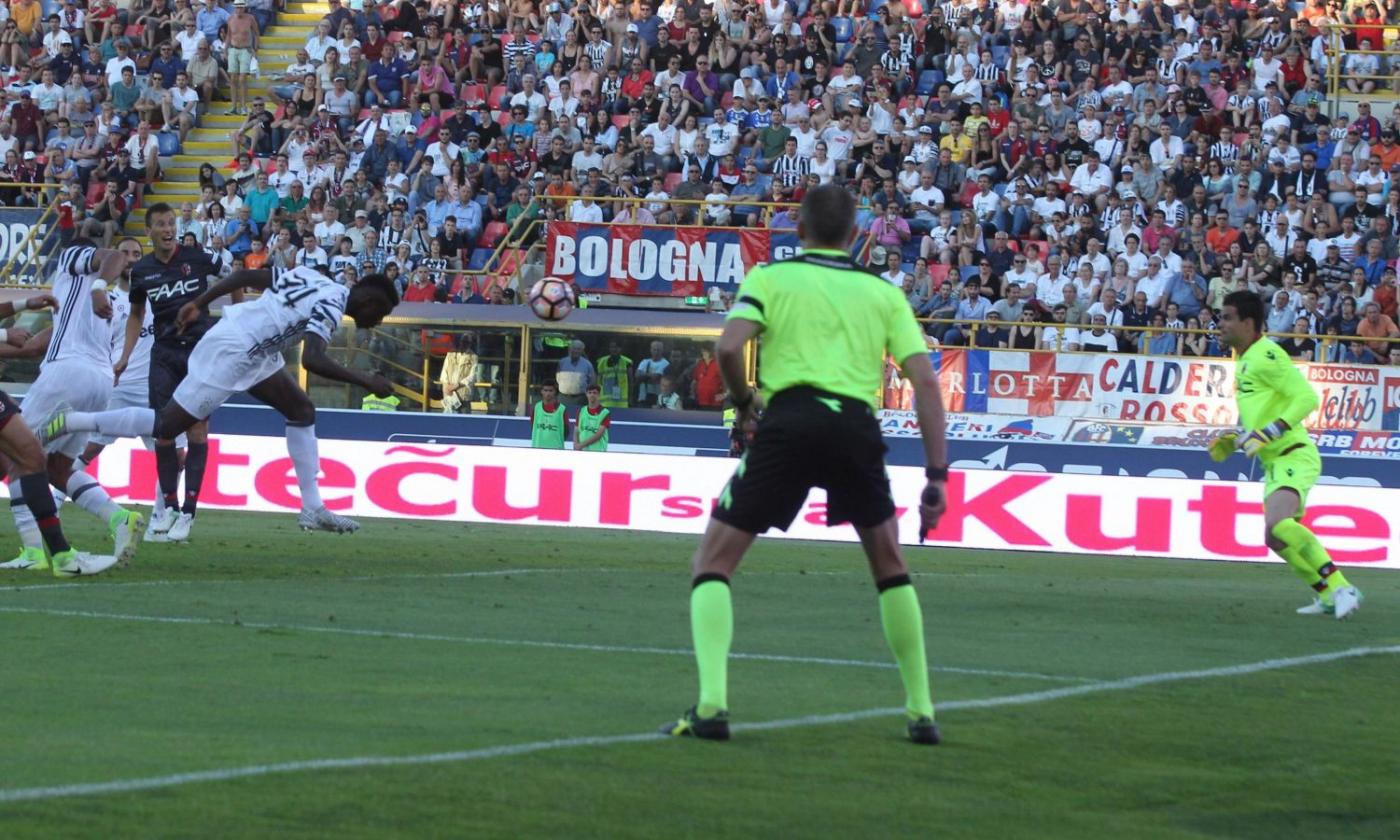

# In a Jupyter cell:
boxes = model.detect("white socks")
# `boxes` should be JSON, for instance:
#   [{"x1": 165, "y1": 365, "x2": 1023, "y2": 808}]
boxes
[
  {"x1": 66, "y1": 408, "x2": 157, "y2": 439},
  {"x1": 285, "y1": 424, "x2": 324, "y2": 511},
  {"x1": 66, "y1": 472, "x2": 122, "y2": 522},
  {"x1": 8, "y1": 476, "x2": 42, "y2": 549}
]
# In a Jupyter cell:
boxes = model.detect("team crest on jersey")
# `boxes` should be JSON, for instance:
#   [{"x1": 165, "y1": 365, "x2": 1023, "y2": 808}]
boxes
[{"x1": 182, "y1": 263, "x2": 192, "y2": 276}]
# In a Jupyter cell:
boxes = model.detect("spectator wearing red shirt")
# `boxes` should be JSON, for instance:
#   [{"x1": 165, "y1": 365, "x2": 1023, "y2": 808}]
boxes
[
  {"x1": 690, "y1": 345, "x2": 723, "y2": 408},
  {"x1": 621, "y1": 57, "x2": 654, "y2": 106},
  {"x1": 402, "y1": 269, "x2": 441, "y2": 302},
  {"x1": 10, "y1": 91, "x2": 44, "y2": 152}
]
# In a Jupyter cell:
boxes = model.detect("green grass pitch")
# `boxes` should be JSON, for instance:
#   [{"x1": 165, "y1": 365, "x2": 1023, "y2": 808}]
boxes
[{"x1": 1, "y1": 510, "x2": 1397, "y2": 839}]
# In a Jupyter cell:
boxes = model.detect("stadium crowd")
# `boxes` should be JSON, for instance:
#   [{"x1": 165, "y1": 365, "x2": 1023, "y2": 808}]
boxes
[{"x1": 1, "y1": 0, "x2": 1398, "y2": 362}]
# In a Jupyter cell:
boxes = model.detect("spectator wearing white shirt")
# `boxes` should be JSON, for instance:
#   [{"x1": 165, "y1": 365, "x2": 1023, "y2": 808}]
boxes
[
  {"x1": 1069, "y1": 152, "x2": 1114, "y2": 204},
  {"x1": 424, "y1": 137, "x2": 461, "y2": 178},
  {"x1": 175, "y1": 19, "x2": 208, "y2": 59},
  {"x1": 314, "y1": 205, "x2": 347, "y2": 249},
  {"x1": 569, "y1": 187, "x2": 605, "y2": 222},
  {"x1": 510, "y1": 75, "x2": 548, "y2": 121},
  {"x1": 705, "y1": 108, "x2": 739, "y2": 157},
  {"x1": 1149, "y1": 123, "x2": 1184, "y2": 172},
  {"x1": 548, "y1": 80, "x2": 580, "y2": 121},
  {"x1": 305, "y1": 20, "x2": 336, "y2": 63},
  {"x1": 949, "y1": 64, "x2": 983, "y2": 108},
  {"x1": 124, "y1": 122, "x2": 161, "y2": 182},
  {"x1": 105, "y1": 41, "x2": 137, "y2": 87}
]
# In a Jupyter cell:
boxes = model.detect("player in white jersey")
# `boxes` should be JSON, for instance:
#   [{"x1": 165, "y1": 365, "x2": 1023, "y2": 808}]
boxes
[
  {"x1": 42, "y1": 267, "x2": 400, "y2": 534},
  {"x1": 77, "y1": 237, "x2": 185, "y2": 542},
  {"x1": 0, "y1": 291, "x2": 118, "y2": 577},
  {"x1": 5, "y1": 241, "x2": 145, "y2": 570}
]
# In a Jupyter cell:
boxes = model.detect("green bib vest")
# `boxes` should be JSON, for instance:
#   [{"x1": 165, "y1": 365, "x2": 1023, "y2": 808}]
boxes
[
  {"x1": 576, "y1": 405, "x2": 610, "y2": 451},
  {"x1": 362, "y1": 394, "x2": 401, "y2": 412},
  {"x1": 531, "y1": 401, "x2": 567, "y2": 449}
]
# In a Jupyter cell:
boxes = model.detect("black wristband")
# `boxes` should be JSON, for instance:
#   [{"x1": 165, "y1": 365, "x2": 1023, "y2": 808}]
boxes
[
  {"x1": 732, "y1": 390, "x2": 754, "y2": 410},
  {"x1": 925, "y1": 465, "x2": 949, "y2": 481}
]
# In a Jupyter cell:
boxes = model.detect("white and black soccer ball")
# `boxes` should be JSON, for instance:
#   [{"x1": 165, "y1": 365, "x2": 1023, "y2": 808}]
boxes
[{"x1": 529, "y1": 277, "x2": 577, "y2": 321}]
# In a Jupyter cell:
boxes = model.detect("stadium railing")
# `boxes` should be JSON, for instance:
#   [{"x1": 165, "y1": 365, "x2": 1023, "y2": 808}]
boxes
[
  {"x1": 1322, "y1": 22, "x2": 1400, "y2": 112},
  {"x1": 0, "y1": 189, "x2": 72, "y2": 285}
]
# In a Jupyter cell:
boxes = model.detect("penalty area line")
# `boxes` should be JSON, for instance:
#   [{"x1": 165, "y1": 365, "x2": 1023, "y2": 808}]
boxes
[
  {"x1": 1, "y1": 644, "x2": 1395, "y2": 804},
  {"x1": 0, "y1": 605, "x2": 1088, "y2": 683}
]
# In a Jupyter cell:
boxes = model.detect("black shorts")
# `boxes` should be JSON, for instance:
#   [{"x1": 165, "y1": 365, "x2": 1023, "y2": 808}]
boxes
[
  {"x1": 149, "y1": 340, "x2": 193, "y2": 410},
  {"x1": 712, "y1": 386, "x2": 895, "y2": 535},
  {"x1": 0, "y1": 389, "x2": 20, "y2": 431}
]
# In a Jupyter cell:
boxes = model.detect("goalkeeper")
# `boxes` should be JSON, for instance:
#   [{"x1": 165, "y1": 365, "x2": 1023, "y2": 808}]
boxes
[{"x1": 1211, "y1": 291, "x2": 1362, "y2": 619}]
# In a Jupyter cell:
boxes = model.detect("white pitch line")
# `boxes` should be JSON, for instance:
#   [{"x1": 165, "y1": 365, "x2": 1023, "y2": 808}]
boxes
[
  {"x1": 0, "y1": 568, "x2": 571, "y2": 593},
  {"x1": 0, "y1": 605, "x2": 1088, "y2": 683},
  {"x1": 0, "y1": 566, "x2": 988, "y2": 594},
  {"x1": 1, "y1": 644, "x2": 1394, "y2": 805}
]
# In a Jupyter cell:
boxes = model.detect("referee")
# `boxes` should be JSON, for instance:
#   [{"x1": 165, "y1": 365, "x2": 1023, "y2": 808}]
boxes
[{"x1": 661, "y1": 184, "x2": 950, "y2": 745}]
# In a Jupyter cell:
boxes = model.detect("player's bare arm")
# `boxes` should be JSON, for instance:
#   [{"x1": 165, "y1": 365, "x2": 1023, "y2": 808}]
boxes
[
  {"x1": 113, "y1": 296, "x2": 144, "y2": 383},
  {"x1": 899, "y1": 350, "x2": 949, "y2": 536},
  {"x1": 175, "y1": 269, "x2": 270, "y2": 333},
  {"x1": 0, "y1": 294, "x2": 57, "y2": 356},
  {"x1": 0, "y1": 292, "x2": 59, "y2": 322},
  {"x1": 301, "y1": 334, "x2": 394, "y2": 397},
  {"x1": 0, "y1": 327, "x2": 51, "y2": 359}
]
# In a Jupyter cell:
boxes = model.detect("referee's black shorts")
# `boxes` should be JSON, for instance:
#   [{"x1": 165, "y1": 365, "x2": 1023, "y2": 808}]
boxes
[
  {"x1": 149, "y1": 341, "x2": 193, "y2": 412},
  {"x1": 712, "y1": 386, "x2": 895, "y2": 535}
]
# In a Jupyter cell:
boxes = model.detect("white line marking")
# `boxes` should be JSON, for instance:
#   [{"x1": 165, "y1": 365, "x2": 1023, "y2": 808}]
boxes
[
  {"x1": 0, "y1": 605, "x2": 1086, "y2": 683},
  {"x1": 0, "y1": 566, "x2": 987, "y2": 594},
  {"x1": 1, "y1": 644, "x2": 1393, "y2": 805},
  {"x1": 0, "y1": 568, "x2": 562, "y2": 593}
]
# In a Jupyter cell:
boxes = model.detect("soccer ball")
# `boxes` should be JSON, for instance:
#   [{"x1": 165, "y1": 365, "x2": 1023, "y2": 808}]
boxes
[{"x1": 529, "y1": 277, "x2": 576, "y2": 321}]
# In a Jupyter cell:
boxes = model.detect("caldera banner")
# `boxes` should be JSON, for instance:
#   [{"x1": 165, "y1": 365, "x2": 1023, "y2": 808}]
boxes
[
  {"x1": 545, "y1": 223, "x2": 800, "y2": 296},
  {"x1": 884, "y1": 350, "x2": 1400, "y2": 432}
]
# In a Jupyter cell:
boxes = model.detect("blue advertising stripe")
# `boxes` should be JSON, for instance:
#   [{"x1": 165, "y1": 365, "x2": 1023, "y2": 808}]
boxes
[{"x1": 963, "y1": 349, "x2": 991, "y2": 413}]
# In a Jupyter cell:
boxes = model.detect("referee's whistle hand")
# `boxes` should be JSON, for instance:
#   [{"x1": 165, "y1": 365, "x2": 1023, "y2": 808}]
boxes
[{"x1": 919, "y1": 481, "x2": 947, "y2": 544}]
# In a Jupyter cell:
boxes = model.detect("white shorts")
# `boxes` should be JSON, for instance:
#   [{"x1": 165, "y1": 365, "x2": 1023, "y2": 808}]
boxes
[
  {"x1": 172, "y1": 320, "x2": 285, "y2": 420},
  {"x1": 91, "y1": 376, "x2": 190, "y2": 448},
  {"x1": 22, "y1": 360, "x2": 113, "y2": 459}
]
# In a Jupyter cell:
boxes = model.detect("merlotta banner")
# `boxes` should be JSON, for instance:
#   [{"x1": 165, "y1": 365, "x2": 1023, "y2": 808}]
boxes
[
  {"x1": 545, "y1": 223, "x2": 800, "y2": 296},
  {"x1": 884, "y1": 350, "x2": 1400, "y2": 432}
]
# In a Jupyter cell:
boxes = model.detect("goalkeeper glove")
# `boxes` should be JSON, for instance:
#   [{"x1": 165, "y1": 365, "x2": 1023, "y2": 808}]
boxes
[
  {"x1": 1208, "y1": 433, "x2": 1238, "y2": 463},
  {"x1": 1237, "y1": 420, "x2": 1290, "y2": 458}
]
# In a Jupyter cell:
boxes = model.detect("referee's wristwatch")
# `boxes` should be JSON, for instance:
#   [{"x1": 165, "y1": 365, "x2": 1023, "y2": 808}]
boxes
[{"x1": 924, "y1": 465, "x2": 949, "y2": 482}]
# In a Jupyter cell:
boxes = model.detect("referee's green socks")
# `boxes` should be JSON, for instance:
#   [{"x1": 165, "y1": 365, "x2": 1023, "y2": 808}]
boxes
[
  {"x1": 1271, "y1": 519, "x2": 1351, "y2": 599},
  {"x1": 691, "y1": 575, "x2": 733, "y2": 719},
  {"x1": 878, "y1": 575, "x2": 935, "y2": 721}
]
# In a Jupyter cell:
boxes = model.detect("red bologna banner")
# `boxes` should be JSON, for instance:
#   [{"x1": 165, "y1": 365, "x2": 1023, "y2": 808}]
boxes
[
  {"x1": 884, "y1": 350, "x2": 1400, "y2": 432},
  {"x1": 88, "y1": 436, "x2": 1400, "y2": 568},
  {"x1": 545, "y1": 223, "x2": 800, "y2": 296}
]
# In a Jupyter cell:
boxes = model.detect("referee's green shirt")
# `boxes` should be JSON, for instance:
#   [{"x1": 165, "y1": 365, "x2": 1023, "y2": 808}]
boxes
[{"x1": 727, "y1": 248, "x2": 928, "y2": 409}]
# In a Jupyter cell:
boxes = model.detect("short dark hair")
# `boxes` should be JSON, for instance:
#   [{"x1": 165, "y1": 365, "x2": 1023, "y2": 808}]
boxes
[
  {"x1": 798, "y1": 184, "x2": 855, "y2": 249},
  {"x1": 144, "y1": 201, "x2": 174, "y2": 227},
  {"x1": 356, "y1": 272, "x2": 401, "y2": 308},
  {"x1": 1224, "y1": 289, "x2": 1264, "y2": 332}
]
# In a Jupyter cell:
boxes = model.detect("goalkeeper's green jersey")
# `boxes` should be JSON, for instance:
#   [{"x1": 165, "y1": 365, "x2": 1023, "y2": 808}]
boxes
[{"x1": 1234, "y1": 337, "x2": 1318, "y2": 461}]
